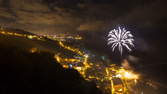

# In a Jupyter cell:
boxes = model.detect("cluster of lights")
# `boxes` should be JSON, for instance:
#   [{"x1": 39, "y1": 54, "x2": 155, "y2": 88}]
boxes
[
  {"x1": 41, "y1": 34, "x2": 82, "y2": 41},
  {"x1": 116, "y1": 68, "x2": 139, "y2": 80},
  {"x1": 58, "y1": 41, "x2": 85, "y2": 56},
  {"x1": 29, "y1": 47, "x2": 39, "y2": 53},
  {"x1": 55, "y1": 41, "x2": 139, "y2": 94},
  {"x1": 0, "y1": 28, "x2": 140, "y2": 94},
  {"x1": 0, "y1": 28, "x2": 45, "y2": 54},
  {"x1": 0, "y1": 28, "x2": 44, "y2": 41},
  {"x1": 55, "y1": 41, "x2": 91, "y2": 78}
]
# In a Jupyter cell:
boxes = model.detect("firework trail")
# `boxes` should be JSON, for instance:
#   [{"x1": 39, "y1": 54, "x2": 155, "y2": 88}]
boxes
[{"x1": 107, "y1": 27, "x2": 134, "y2": 55}]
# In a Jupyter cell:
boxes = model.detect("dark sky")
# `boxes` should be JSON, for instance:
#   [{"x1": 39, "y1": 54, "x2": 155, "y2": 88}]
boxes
[
  {"x1": 0, "y1": 0, "x2": 166, "y2": 34},
  {"x1": 0, "y1": 0, "x2": 167, "y2": 85}
]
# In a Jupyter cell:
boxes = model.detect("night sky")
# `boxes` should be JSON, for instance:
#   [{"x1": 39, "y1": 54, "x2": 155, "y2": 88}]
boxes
[{"x1": 0, "y1": 0, "x2": 167, "y2": 93}]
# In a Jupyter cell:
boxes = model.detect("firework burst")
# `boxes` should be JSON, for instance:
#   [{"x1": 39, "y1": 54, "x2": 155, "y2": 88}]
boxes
[{"x1": 107, "y1": 27, "x2": 134, "y2": 55}]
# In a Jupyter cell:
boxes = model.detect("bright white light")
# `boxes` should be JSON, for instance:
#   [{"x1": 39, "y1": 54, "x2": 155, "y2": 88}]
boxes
[{"x1": 107, "y1": 27, "x2": 134, "y2": 55}]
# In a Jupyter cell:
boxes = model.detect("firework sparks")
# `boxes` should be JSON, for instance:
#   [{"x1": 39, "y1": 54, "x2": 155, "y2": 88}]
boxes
[
  {"x1": 107, "y1": 27, "x2": 134, "y2": 55},
  {"x1": 55, "y1": 41, "x2": 141, "y2": 94}
]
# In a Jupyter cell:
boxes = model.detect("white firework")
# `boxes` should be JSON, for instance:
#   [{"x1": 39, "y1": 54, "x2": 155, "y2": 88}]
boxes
[{"x1": 107, "y1": 27, "x2": 134, "y2": 55}]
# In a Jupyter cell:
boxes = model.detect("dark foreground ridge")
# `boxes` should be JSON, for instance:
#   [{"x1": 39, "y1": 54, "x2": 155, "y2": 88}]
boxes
[{"x1": 0, "y1": 44, "x2": 102, "y2": 94}]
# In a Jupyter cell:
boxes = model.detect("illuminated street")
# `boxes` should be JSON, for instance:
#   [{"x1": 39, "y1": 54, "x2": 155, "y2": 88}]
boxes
[
  {"x1": 0, "y1": 27, "x2": 139, "y2": 94},
  {"x1": 0, "y1": 0, "x2": 166, "y2": 94},
  {"x1": 0, "y1": 27, "x2": 166, "y2": 94}
]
